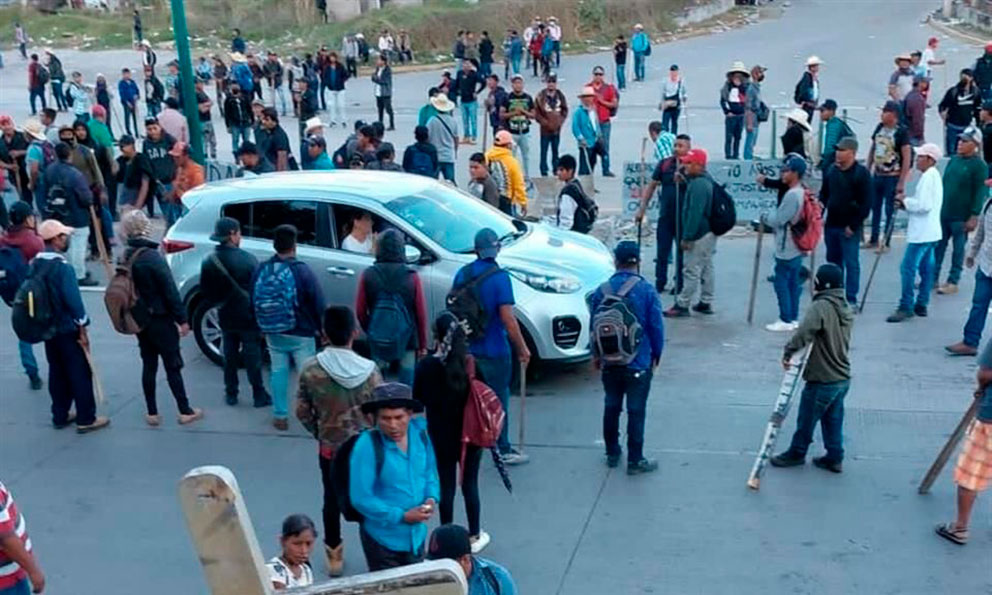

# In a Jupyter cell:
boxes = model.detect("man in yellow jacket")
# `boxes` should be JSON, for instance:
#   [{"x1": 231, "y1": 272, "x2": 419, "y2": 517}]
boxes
[{"x1": 485, "y1": 130, "x2": 529, "y2": 216}]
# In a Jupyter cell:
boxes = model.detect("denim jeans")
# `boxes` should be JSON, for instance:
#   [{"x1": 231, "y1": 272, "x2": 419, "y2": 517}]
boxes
[
  {"x1": 265, "y1": 334, "x2": 315, "y2": 419},
  {"x1": 438, "y1": 162, "x2": 455, "y2": 184},
  {"x1": 539, "y1": 133, "x2": 560, "y2": 176},
  {"x1": 934, "y1": 219, "x2": 968, "y2": 285},
  {"x1": 479, "y1": 61, "x2": 492, "y2": 77},
  {"x1": 661, "y1": 107, "x2": 679, "y2": 134},
  {"x1": 68, "y1": 225, "x2": 90, "y2": 280},
  {"x1": 602, "y1": 367, "x2": 652, "y2": 464},
  {"x1": 724, "y1": 115, "x2": 744, "y2": 159},
  {"x1": 870, "y1": 175, "x2": 898, "y2": 244},
  {"x1": 773, "y1": 255, "x2": 804, "y2": 323},
  {"x1": 511, "y1": 56, "x2": 521, "y2": 75},
  {"x1": 599, "y1": 122, "x2": 612, "y2": 175},
  {"x1": 267, "y1": 84, "x2": 289, "y2": 116},
  {"x1": 327, "y1": 90, "x2": 346, "y2": 124},
  {"x1": 29, "y1": 86, "x2": 46, "y2": 114},
  {"x1": 899, "y1": 242, "x2": 935, "y2": 311},
  {"x1": 19, "y1": 340, "x2": 39, "y2": 379},
  {"x1": 743, "y1": 125, "x2": 760, "y2": 160},
  {"x1": 461, "y1": 100, "x2": 478, "y2": 139},
  {"x1": 787, "y1": 379, "x2": 850, "y2": 462},
  {"x1": 616, "y1": 63, "x2": 626, "y2": 89},
  {"x1": 963, "y1": 268, "x2": 992, "y2": 347},
  {"x1": 945, "y1": 123, "x2": 966, "y2": 157},
  {"x1": 824, "y1": 227, "x2": 860, "y2": 305},
  {"x1": 52, "y1": 81, "x2": 66, "y2": 111},
  {"x1": 223, "y1": 329, "x2": 268, "y2": 403},
  {"x1": 231, "y1": 125, "x2": 252, "y2": 156},
  {"x1": 475, "y1": 354, "x2": 513, "y2": 453},
  {"x1": 123, "y1": 103, "x2": 139, "y2": 136},
  {"x1": 512, "y1": 132, "x2": 531, "y2": 178},
  {"x1": 376, "y1": 350, "x2": 416, "y2": 386},
  {"x1": 633, "y1": 52, "x2": 646, "y2": 81}
]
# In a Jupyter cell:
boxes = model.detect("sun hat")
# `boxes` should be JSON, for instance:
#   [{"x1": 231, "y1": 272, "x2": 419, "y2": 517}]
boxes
[
  {"x1": 359, "y1": 382, "x2": 424, "y2": 415},
  {"x1": 577, "y1": 86, "x2": 596, "y2": 98},
  {"x1": 785, "y1": 108, "x2": 811, "y2": 131},
  {"x1": 21, "y1": 119, "x2": 46, "y2": 141},
  {"x1": 430, "y1": 95, "x2": 456, "y2": 112},
  {"x1": 304, "y1": 117, "x2": 327, "y2": 134},
  {"x1": 806, "y1": 55, "x2": 823, "y2": 67},
  {"x1": 727, "y1": 61, "x2": 749, "y2": 75}
]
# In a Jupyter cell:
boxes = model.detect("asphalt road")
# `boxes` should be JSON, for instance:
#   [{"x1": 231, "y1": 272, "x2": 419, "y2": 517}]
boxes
[{"x1": 2, "y1": 1, "x2": 992, "y2": 593}]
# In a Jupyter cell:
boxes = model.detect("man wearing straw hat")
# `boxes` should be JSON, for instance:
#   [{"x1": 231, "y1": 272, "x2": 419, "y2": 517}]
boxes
[
  {"x1": 795, "y1": 56, "x2": 822, "y2": 123},
  {"x1": 720, "y1": 62, "x2": 750, "y2": 160},
  {"x1": 781, "y1": 108, "x2": 811, "y2": 159},
  {"x1": 889, "y1": 53, "x2": 916, "y2": 103},
  {"x1": 426, "y1": 94, "x2": 459, "y2": 184}
]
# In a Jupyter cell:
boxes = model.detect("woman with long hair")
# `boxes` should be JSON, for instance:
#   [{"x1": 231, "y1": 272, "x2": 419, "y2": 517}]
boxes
[{"x1": 413, "y1": 311, "x2": 490, "y2": 553}]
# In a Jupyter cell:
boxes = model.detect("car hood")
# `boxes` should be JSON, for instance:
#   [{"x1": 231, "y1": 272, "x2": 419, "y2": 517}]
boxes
[{"x1": 496, "y1": 223, "x2": 614, "y2": 289}]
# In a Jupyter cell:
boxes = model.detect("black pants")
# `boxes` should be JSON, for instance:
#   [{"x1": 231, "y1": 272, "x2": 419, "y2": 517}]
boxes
[
  {"x1": 318, "y1": 455, "x2": 342, "y2": 549},
  {"x1": 45, "y1": 331, "x2": 97, "y2": 426},
  {"x1": 437, "y1": 445, "x2": 482, "y2": 536},
  {"x1": 346, "y1": 58, "x2": 358, "y2": 78},
  {"x1": 376, "y1": 96, "x2": 394, "y2": 129},
  {"x1": 655, "y1": 190, "x2": 681, "y2": 292},
  {"x1": 578, "y1": 143, "x2": 603, "y2": 175},
  {"x1": 359, "y1": 525, "x2": 424, "y2": 571},
  {"x1": 539, "y1": 133, "x2": 560, "y2": 177},
  {"x1": 223, "y1": 329, "x2": 268, "y2": 403},
  {"x1": 137, "y1": 316, "x2": 193, "y2": 416}
]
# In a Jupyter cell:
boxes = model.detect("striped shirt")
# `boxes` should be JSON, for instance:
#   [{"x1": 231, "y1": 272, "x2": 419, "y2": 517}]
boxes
[{"x1": 0, "y1": 482, "x2": 31, "y2": 589}]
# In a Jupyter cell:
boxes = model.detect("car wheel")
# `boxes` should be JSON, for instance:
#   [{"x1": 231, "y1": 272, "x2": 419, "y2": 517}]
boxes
[{"x1": 192, "y1": 299, "x2": 224, "y2": 366}]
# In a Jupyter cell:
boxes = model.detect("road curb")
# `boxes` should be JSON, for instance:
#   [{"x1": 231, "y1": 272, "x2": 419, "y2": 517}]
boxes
[{"x1": 929, "y1": 17, "x2": 987, "y2": 46}]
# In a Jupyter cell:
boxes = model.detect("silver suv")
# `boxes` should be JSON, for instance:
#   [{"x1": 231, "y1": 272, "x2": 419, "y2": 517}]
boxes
[{"x1": 164, "y1": 171, "x2": 614, "y2": 366}]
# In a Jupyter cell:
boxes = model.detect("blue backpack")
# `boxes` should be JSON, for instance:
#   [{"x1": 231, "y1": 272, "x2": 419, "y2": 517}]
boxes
[
  {"x1": 407, "y1": 146, "x2": 435, "y2": 177},
  {"x1": 232, "y1": 63, "x2": 254, "y2": 94},
  {"x1": 0, "y1": 246, "x2": 28, "y2": 307},
  {"x1": 252, "y1": 260, "x2": 298, "y2": 334},
  {"x1": 366, "y1": 268, "x2": 414, "y2": 362}
]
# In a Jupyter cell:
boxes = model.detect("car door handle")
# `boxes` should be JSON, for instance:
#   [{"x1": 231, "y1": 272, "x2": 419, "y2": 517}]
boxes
[{"x1": 326, "y1": 266, "x2": 355, "y2": 277}]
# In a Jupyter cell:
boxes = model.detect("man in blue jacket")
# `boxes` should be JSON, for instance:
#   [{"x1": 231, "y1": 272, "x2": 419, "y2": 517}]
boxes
[
  {"x1": 572, "y1": 86, "x2": 602, "y2": 175},
  {"x1": 428, "y1": 524, "x2": 517, "y2": 594},
  {"x1": 118, "y1": 68, "x2": 141, "y2": 137},
  {"x1": 588, "y1": 240, "x2": 665, "y2": 474},
  {"x1": 43, "y1": 142, "x2": 95, "y2": 286},
  {"x1": 351, "y1": 383, "x2": 440, "y2": 571},
  {"x1": 630, "y1": 24, "x2": 651, "y2": 82}
]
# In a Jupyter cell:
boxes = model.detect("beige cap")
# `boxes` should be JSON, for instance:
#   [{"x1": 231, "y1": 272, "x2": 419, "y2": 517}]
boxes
[{"x1": 38, "y1": 220, "x2": 74, "y2": 241}]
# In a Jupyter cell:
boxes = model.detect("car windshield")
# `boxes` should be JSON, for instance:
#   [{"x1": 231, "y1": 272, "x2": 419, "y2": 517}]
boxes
[{"x1": 383, "y1": 185, "x2": 519, "y2": 253}]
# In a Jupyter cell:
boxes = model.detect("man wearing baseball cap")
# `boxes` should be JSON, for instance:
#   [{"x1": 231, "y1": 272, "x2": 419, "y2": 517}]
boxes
[
  {"x1": 484, "y1": 131, "x2": 528, "y2": 215},
  {"x1": 666, "y1": 148, "x2": 717, "y2": 317},
  {"x1": 935, "y1": 125, "x2": 987, "y2": 296},
  {"x1": 427, "y1": 524, "x2": 517, "y2": 594},
  {"x1": 588, "y1": 240, "x2": 664, "y2": 474},
  {"x1": 0, "y1": 201, "x2": 44, "y2": 390},
  {"x1": 761, "y1": 155, "x2": 808, "y2": 332}
]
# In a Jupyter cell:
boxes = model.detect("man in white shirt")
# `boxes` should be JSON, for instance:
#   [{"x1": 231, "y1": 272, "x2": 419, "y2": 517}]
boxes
[
  {"x1": 342, "y1": 210, "x2": 374, "y2": 254},
  {"x1": 547, "y1": 16, "x2": 562, "y2": 68},
  {"x1": 378, "y1": 29, "x2": 394, "y2": 63},
  {"x1": 888, "y1": 142, "x2": 944, "y2": 322},
  {"x1": 922, "y1": 36, "x2": 945, "y2": 79}
]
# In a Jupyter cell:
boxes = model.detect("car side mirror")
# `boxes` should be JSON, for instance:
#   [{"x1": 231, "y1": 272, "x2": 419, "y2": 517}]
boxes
[{"x1": 405, "y1": 244, "x2": 423, "y2": 264}]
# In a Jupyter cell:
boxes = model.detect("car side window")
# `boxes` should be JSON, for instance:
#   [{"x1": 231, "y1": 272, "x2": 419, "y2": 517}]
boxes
[
  {"x1": 221, "y1": 200, "x2": 321, "y2": 247},
  {"x1": 331, "y1": 204, "x2": 391, "y2": 254}
]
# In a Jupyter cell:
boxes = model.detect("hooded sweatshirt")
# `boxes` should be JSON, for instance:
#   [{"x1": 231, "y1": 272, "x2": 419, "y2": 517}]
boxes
[
  {"x1": 296, "y1": 347, "x2": 382, "y2": 459},
  {"x1": 784, "y1": 288, "x2": 853, "y2": 383},
  {"x1": 484, "y1": 145, "x2": 528, "y2": 208},
  {"x1": 355, "y1": 230, "x2": 429, "y2": 351}
]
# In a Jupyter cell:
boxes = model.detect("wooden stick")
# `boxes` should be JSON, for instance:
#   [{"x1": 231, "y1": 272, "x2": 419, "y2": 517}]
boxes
[
  {"x1": 808, "y1": 249, "x2": 816, "y2": 297},
  {"x1": 517, "y1": 360, "x2": 527, "y2": 453},
  {"x1": 79, "y1": 340, "x2": 106, "y2": 405},
  {"x1": 918, "y1": 397, "x2": 981, "y2": 495},
  {"x1": 746, "y1": 224, "x2": 764, "y2": 325},
  {"x1": 89, "y1": 206, "x2": 114, "y2": 282},
  {"x1": 481, "y1": 105, "x2": 489, "y2": 151},
  {"x1": 858, "y1": 216, "x2": 897, "y2": 313}
]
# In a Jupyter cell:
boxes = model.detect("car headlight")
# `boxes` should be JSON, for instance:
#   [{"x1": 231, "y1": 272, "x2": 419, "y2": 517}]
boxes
[{"x1": 507, "y1": 268, "x2": 582, "y2": 294}]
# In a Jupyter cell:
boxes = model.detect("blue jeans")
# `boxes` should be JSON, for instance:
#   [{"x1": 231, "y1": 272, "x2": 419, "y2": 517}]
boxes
[
  {"x1": 899, "y1": 242, "x2": 935, "y2": 311},
  {"x1": 265, "y1": 334, "x2": 315, "y2": 419},
  {"x1": 51, "y1": 80, "x2": 66, "y2": 110},
  {"x1": 633, "y1": 52, "x2": 646, "y2": 81},
  {"x1": 945, "y1": 123, "x2": 966, "y2": 157},
  {"x1": 511, "y1": 56, "x2": 521, "y2": 75},
  {"x1": 773, "y1": 256, "x2": 804, "y2": 323},
  {"x1": 231, "y1": 125, "x2": 252, "y2": 156},
  {"x1": 19, "y1": 340, "x2": 38, "y2": 379},
  {"x1": 479, "y1": 61, "x2": 492, "y2": 77},
  {"x1": 661, "y1": 107, "x2": 679, "y2": 134},
  {"x1": 870, "y1": 175, "x2": 898, "y2": 244},
  {"x1": 963, "y1": 268, "x2": 992, "y2": 347},
  {"x1": 600, "y1": 121, "x2": 612, "y2": 175},
  {"x1": 787, "y1": 379, "x2": 850, "y2": 462},
  {"x1": 824, "y1": 227, "x2": 860, "y2": 305},
  {"x1": 935, "y1": 219, "x2": 968, "y2": 285},
  {"x1": 539, "y1": 133, "x2": 560, "y2": 177},
  {"x1": 159, "y1": 184, "x2": 180, "y2": 228},
  {"x1": 474, "y1": 354, "x2": 513, "y2": 453},
  {"x1": 602, "y1": 367, "x2": 652, "y2": 464},
  {"x1": 438, "y1": 162, "x2": 455, "y2": 184},
  {"x1": 743, "y1": 125, "x2": 760, "y2": 160},
  {"x1": 460, "y1": 100, "x2": 478, "y2": 139},
  {"x1": 616, "y1": 62, "x2": 626, "y2": 89},
  {"x1": 29, "y1": 86, "x2": 46, "y2": 114},
  {"x1": 724, "y1": 115, "x2": 744, "y2": 159},
  {"x1": 1, "y1": 578, "x2": 31, "y2": 595}
]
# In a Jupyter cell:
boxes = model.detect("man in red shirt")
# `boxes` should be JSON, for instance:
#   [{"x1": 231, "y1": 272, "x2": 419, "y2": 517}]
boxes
[
  {"x1": 0, "y1": 201, "x2": 44, "y2": 390},
  {"x1": 588, "y1": 65, "x2": 618, "y2": 177},
  {"x1": 27, "y1": 53, "x2": 47, "y2": 116}
]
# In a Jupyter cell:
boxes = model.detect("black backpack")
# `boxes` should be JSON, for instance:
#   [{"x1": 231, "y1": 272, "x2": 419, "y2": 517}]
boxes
[
  {"x1": 366, "y1": 268, "x2": 415, "y2": 363},
  {"x1": 332, "y1": 428, "x2": 429, "y2": 523},
  {"x1": 708, "y1": 182, "x2": 737, "y2": 237},
  {"x1": 446, "y1": 265, "x2": 501, "y2": 339},
  {"x1": 45, "y1": 183, "x2": 71, "y2": 223},
  {"x1": 11, "y1": 259, "x2": 58, "y2": 344},
  {"x1": 0, "y1": 246, "x2": 28, "y2": 307},
  {"x1": 590, "y1": 277, "x2": 643, "y2": 366},
  {"x1": 559, "y1": 179, "x2": 598, "y2": 234}
]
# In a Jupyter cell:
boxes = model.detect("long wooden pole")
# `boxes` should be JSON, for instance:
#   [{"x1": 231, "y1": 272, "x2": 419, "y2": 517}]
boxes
[
  {"x1": 89, "y1": 206, "x2": 114, "y2": 282},
  {"x1": 918, "y1": 397, "x2": 981, "y2": 494},
  {"x1": 746, "y1": 224, "x2": 764, "y2": 325},
  {"x1": 517, "y1": 361, "x2": 527, "y2": 453}
]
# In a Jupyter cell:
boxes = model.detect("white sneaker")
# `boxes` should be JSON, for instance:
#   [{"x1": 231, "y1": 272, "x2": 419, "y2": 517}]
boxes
[
  {"x1": 501, "y1": 450, "x2": 530, "y2": 465},
  {"x1": 789, "y1": 321, "x2": 800, "y2": 330},
  {"x1": 765, "y1": 319, "x2": 794, "y2": 332},
  {"x1": 470, "y1": 530, "x2": 491, "y2": 554}
]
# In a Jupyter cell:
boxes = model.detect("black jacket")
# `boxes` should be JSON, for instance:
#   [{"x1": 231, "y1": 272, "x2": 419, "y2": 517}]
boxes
[
  {"x1": 975, "y1": 53, "x2": 992, "y2": 92},
  {"x1": 794, "y1": 71, "x2": 816, "y2": 106},
  {"x1": 200, "y1": 242, "x2": 259, "y2": 332},
  {"x1": 820, "y1": 162, "x2": 872, "y2": 231},
  {"x1": 780, "y1": 124, "x2": 807, "y2": 158},
  {"x1": 322, "y1": 63, "x2": 348, "y2": 91},
  {"x1": 938, "y1": 83, "x2": 980, "y2": 128},
  {"x1": 125, "y1": 237, "x2": 187, "y2": 325},
  {"x1": 479, "y1": 38, "x2": 494, "y2": 64},
  {"x1": 43, "y1": 161, "x2": 93, "y2": 228},
  {"x1": 223, "y1": 93, "x2": 254, "y2": 128}
]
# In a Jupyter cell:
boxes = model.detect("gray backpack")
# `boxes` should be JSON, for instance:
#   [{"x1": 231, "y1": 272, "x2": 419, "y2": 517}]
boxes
[{"x1": 591, "y1": 277, "x2": 643, "y2": 366}]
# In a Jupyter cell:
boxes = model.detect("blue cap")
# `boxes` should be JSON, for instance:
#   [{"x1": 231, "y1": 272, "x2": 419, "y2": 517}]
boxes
[
  {"x1": 474, "y1": 228, "x2": 501, "y2": 259},
  {"x1": 614, "y1": 240, "x2": 640, "y2": 265},
  {"x1": 782, "y1": 155, "x2": 807, "y2": 177}
]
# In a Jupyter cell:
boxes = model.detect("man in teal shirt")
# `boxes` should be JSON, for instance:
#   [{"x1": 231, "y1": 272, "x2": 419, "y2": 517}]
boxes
[
  {"x1": 935, "y1": 125, "x2": 988, "y2": 294},
  {"x1": 818, "y1": 99, "x2": 852, "y2": 171},
  {"x1": 305, "y1": 135, "x2": 335, "y2": 170}
]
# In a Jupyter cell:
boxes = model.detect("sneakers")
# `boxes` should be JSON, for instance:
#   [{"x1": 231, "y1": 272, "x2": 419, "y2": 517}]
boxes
[
  {"x1": 913, "y1": 304, "x2": 928, "y2": 317},
  {"x1": 501, "y1": 449, "x2": 530, "y2": 465},
  {"x1": 606, "y1": 453, "x2": 621, "y2": 468},
  {"x1": 178, "y1": 408, "x2": 204, "y2": 425},
  {"x1": 272, "y1": 417, "x2": 289, "y2": 431},
  {"x1": 886, "y1": 309, "x2": 914, "y2": 323},
  {"x1": 769, "y1": 451, "x2": 805, "y2": 467},
  {"x1": 28, "y1": 374, "x2": 42, "y2": 390},
  {"x1": 77, "y1": 416, "x2": 111, "y2": 434},
  {"x1": 936, "y1": 283, "x2": 958, "y2": 295},
  {"x1": 627, "y1": 459, "x2": 659, "y2": 475},
  {"x1": 325, "y1": 543, "x2": 344, "y2": 578},
  {"x1": 663, "y1": 305, "x2": 690, "y2": 318},
  {"x1": 470, "y1": 531, "x2": 491, "y2": 554},
  {"x1": 812, "y1": 456, "x2": 843, "y2": 474},
  {"x1": 765, "y1": 319, "x2": 797, "y2": 332},
  {"x1": 945, "y1": 342, "x2": 979, "y2": 356},
  {"x1": 692, "y1": 302, "x2": 714, "y2": 315}
]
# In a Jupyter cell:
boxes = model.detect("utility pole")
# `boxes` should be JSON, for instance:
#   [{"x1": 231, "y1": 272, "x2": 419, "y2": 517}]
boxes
[{"x1": 170, "y1": 0, "x2": 205, "y2": 164}]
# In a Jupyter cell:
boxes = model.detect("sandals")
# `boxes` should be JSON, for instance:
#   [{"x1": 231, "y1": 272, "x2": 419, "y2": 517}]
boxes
[{"x1": 935, "y1": 522, "x2": 968, "y2": 545}]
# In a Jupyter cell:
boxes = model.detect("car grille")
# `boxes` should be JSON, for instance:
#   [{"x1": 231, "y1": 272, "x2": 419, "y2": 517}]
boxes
[{"x1": 552, "y1": 316, "x2": 581, "y2": 349}]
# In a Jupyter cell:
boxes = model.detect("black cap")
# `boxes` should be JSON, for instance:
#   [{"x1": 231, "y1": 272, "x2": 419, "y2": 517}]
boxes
[
  {"x1": 8, "y1": 201, "x2": 33, "y2": 226},
  {"x1": 819, "y1": 99, "x2": 838, "y2": 111},
  {"x1": 209, "y1": 216, "x2": 241, "y2": 242},
  {"x1": 814, "y1": 263, "x2": 844, "y2": 291},
  {"x1": 235, "y1": 141, "x2": 258, "y2": 156},
  {"x1": 360, "y1": 383, "x2": 424, "y2": 415},
  {"x1": 427, "y1": 524, "x2": 472, "y2": 561},
  {"x1": 614, "y1": 240, "x2": 640, "y2": 265}
]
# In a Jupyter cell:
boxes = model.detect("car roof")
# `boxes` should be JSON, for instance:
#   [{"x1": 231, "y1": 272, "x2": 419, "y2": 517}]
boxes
[{"x1": 194, "y1": 170, "x2": 437, "y2": 203}]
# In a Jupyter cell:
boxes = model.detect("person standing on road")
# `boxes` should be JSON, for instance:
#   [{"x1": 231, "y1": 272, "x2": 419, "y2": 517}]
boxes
[
  {"x1": 888, "y1": 54, "x2": 916, "y2": 103},
  {"x1": 427, "y1": 95, "x2": 459, "y2": 184},
  {"x1": 120, "y1": 210, "x2": 204, "y2": 427},
  {"x1": 720, "y1": 62, "x2": 749, "y2": 161},
  {"x1": 666, "y1": 148, "x2": 716, "y2": 318},
  {"x1": 372, "y1": 55, "x2": 395, "y2": 131},
  {"x1": 402, "y1": 125, "x2": 439, "y2": 178},
  {"x1": 637, "y1": 133, "x2": 691, "y2": 293},
  {"x1": 0, "y1": 480, "x2": 46, "y2": 594},
  {"x1": 485, "y1": 131, "x2": 527, "y2": 216},
  {"x1": 554, "y1": 154, "x2": 596, "y2": 233},
  {"x1": 744, "y1": 65, "x2": 767, "y2": 160},
  {"x1": 589, "y1": 240, "x2": 664, "y2": 474},
  {"x1": 818, "y1": 99, "x2": 853, "y2": 171},
  {"x1": 296, "y1": 305, "x2": 382, "y2": 577},
  {"x1": 253, "y1": 224, "x2": 326, "y2": 431},
  {"x1": 938, "y1": 68, "x2": 980, "y2": 160},
  {"x1": 263, "y1": 51, "x2": 289, "y2": 117},
  {"x1": 116, "y1": 135, "x2": 154, "y2": 214},
  {"x1": 166, "y1": 142, "x2": 203, "y2": 226},
  {"x1": 478, "y1": 31, "x2": 494, "y2": 78},
  {"x1": 45, "y1": 50, "x2": 66, "y2": 113},
  {"x1": 427, "y1": 524, "x2": 517, "y2": 594},
  {"x1": 947, "y1": 183, "x2": 992, "y2": 356},
  {"x1": 499, "y1": 75, "x2": 535, "y2": 179},
  {"x1": 548, "y1": 17, "x2": 562, "y2": 68},
  {"x1": 770, "y1": 263, "x2": 853, "y2": 474},
  {"x1": 484, "y1": 75, "x2": 507, "y2": 135},
  {"x1": 588, "y1": 66, "x2": 618, "y2": 177},
  {"x1": 467, "y1": 153, "x2": 500, "y2": 208},
  {"x1": 794, "y1": 56, "x2": 822, "y2": 123},
  {"x1": 534, "y1": 74, "x2": 567, "y2": 178},
  {"x1": 0, "y1": 202, "x2": 44, "y2": 391},
  {"x1": 762, "y1": 155, "x2": 808, "y2": 332},
  {"x1": 571, "y1": 86, "x2": 604, "y2": 177},
  {"x1": 866, "y1": 101, "x2": 912, "y2": 249},
  {"x1": 323, "y1": 52, "x2": 349, "y2": 129},
  {"x1": 904, "y1": 75, "x2": 929, "y2": 146},
  {"x1": 780, "y1": 109, "x2": 810, "y2": 159},
  {"x1": 223, "y1": 82, "x2": 254, "y2": 156},
  {"x1": 451, "y1": 229, "x2": 532, "y2": 465},
  {"x1": 43, "y1": 142, "x2": 95, "y2": 286},
  {"x1": 194, "y1": 79, "x2": 217, "y2": 160},
  {"x1": 972, "y1": 43, "x2": 992, "y2": 100},
  {"x1": 630, "y1": 24, "x2": 650, "y2": 83},
  {"x1": 143, "y1": 65, "x2": 164, "y2": 118},
  {"x1": 887, "y1": 143, "x2": 943, "y2": 323},
  {"x1": 118, "y1": 68, "x2": 140, "y2": 137},
  {"x1": 350, "y1": 383, "x2": 440, "y2": 571},
  {"x1": 660, "y1": 68, "x2": 686, "y2": 129},
  {"x1": 935, "y1": 126, "x2": 988, "y2": 296},
  {"x1": 256, "y1": 108, "x2": 292, "y2": 172},
  {"x1": 820, "y1": 137, "x2": 872, "y2": 306},
  {"x1": 67, "y1": 72, "x2": 94, "y2": 123},
  {"x1": 613, "y1": 35, "x2": 628, "y2": 91},
  {"x1": 922, "y1": 36, "x2": 945, "y2": 79},
  {"x1": 14, "y1": 23, "x2": 27, "y2": 60},
  {"x1": 142, "y1": 117, "x2": 177, "y2": 217},
  {"x1": 455, "y1": 60, "x2": 485, "y2": 145},
  {"x1": 200, "y1": 217, "x2": 270, "y2": 408},
  {"x1": 27, "y1": 54, "x2": 47, "y2": 116}
]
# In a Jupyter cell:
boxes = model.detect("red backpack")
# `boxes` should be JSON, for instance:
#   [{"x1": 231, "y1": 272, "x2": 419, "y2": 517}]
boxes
[
  {"x1": 461, "y1": 356, "x2": 506, "y2": 479},
  {"x1": 791, "y1": 187, "x2": 823, "y2": 253}
]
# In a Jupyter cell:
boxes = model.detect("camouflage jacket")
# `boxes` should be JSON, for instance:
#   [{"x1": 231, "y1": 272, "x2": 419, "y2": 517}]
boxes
[{"x1": 296, "y1": 357, "x2": 382, "y2": 459}]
